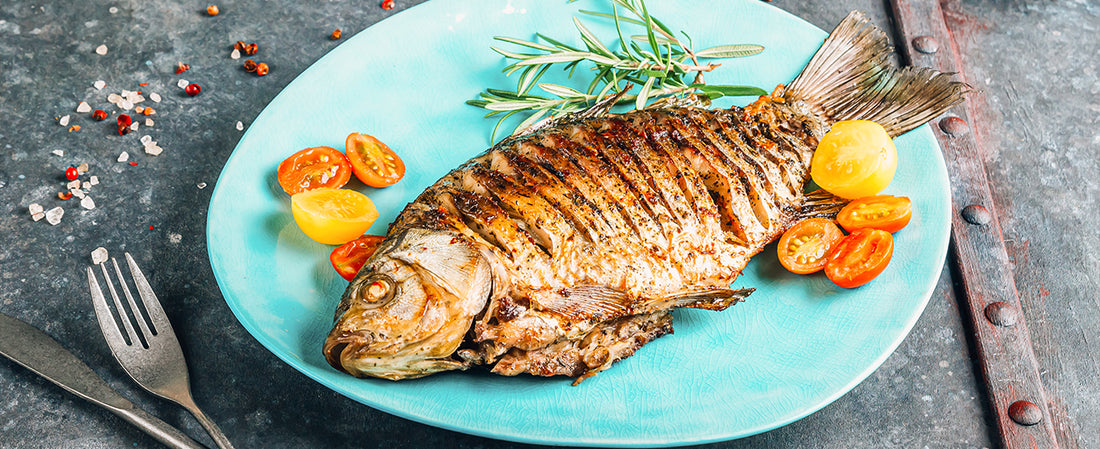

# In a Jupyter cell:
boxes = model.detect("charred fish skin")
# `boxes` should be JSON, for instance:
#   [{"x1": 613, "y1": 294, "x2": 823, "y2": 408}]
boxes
[{"x1": 325, "y1": 11, "x2": 966, "y2": 382}]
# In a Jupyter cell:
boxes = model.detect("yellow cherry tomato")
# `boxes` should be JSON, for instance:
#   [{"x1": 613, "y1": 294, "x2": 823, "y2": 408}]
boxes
[
  {"x1": 810, "y1": 120, "x2": 898, "y2": 199},
  {"x1": 291, "y1": 187, "x2": 379, "y2": 245}
]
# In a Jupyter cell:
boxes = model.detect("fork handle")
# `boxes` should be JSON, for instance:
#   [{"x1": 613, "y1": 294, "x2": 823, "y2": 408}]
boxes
[
  {"x1": 111, "y1": 404, "x2": 209, "y2": 449},
  {"x1": 182, "y1": 402, "x2": 236, "y2": 449}
]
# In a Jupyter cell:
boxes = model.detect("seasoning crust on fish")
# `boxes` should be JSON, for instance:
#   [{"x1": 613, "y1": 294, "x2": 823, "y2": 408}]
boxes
[{"x1": 323, "y1": 11, "x2": 966, "y2": 383}]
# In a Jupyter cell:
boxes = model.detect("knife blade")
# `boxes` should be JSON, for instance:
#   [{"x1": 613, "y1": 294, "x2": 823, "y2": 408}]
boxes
[{"x1": 0, "y1": 311, "x2": 207, "y2": 449}]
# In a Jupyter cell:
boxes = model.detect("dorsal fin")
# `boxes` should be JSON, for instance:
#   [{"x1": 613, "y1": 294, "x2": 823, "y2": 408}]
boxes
[{"x1": 783, "y1": 11, "x2": 967, "y2": 137}]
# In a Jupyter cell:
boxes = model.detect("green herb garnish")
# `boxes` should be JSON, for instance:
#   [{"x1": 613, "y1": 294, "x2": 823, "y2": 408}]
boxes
[{"x1": 467, "y1": 0, "x2": 766, "y2": 141}]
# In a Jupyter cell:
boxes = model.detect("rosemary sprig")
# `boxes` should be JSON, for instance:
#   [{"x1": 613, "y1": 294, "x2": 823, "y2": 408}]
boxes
[{"x1": 467, "y1": 0, "x2": 766, "y2": 141}]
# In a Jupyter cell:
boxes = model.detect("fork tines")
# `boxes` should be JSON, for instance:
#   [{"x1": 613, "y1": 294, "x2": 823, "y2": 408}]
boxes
[{"x1": 87, "y1": 253, "x2": 172, "y2": 350}]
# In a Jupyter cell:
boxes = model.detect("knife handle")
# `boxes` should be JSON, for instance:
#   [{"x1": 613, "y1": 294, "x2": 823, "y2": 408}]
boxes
[{"x1": 109, "y1": 404, "x2": 209, "y2": 449}]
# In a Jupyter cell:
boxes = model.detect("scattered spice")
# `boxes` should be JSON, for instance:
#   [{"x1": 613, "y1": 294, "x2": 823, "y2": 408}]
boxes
[
  {"x1": 242, "y1": 59, "x2": 257, "y2": 72},
  {"x1": 58, "y1": 192, "x2": 73, "y2": 200},
  {"x1": 331, "y1": 29, "x2": 342, "y2": 40},
  {"x1": 68, "y1": 125, "x2": 81, "y2": 132},
  {"x1": 244, "y1": 43, "x2": 258, "y2": 56},
  {"x1": 185, "y1": 83, "x2": 202, "y2": 96},
  {"x1": 76, "y1": 102, "x2": 92, "y2": 113},
  {"x1": 65, "y1": 167, "x2": 79, "y2": 181},
  {"x1": 92, "y1": 109, "x2": 108, "y2": 121},
  {"x1": 176, "y1": 62, "x2": 190, "y2": 74},
  {"x1": 234, "y1": 41, "x2": 246, "y2": 52},
  {"x1": 95, "y1": 44, "x2": 108, "y2": 55},
  {"x1": 382, "y1": 0, "x2": 395, "y2": 10},
  {"x1": 206, "y1": 4, "x2": 219, "y2": 16},
  {"x1": 129, "y1": 162, "x2": 139, "y2": 166},
  {"x1": 143, "y1": 107, "x2": 156, "y2": 116},
  {"x1": 255, "y1": 62, "x2": 269, "y2": 76},
  {"x1": 139, "y1": 82, "x2": 148, "y2": 87},
  {"x1": 149, "y1": 225, "x2": 154, "y2": 230}
]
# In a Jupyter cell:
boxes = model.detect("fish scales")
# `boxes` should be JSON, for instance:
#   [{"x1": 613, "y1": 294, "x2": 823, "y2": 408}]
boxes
[{"x1": 324, "y1": 11, "x2": 966, "y2": 382}]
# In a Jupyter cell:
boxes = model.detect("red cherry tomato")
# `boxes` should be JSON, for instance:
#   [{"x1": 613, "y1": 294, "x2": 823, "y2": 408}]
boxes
[
  {"x1": 837, "y1": 195, "x2": 912, "y2": 233},
  {"x1": 777, "y1": 218, "x2": 845, "y2": 275},
  {"x1": 825, "y1": 228, "x2": 894, "y2": 288},
  {"x1": 277, "y1": 146, "x2": 353, "y2": 195},
  {"x1": 345, "y1": 133, "x2": 405, "y2": 188},
  {"x1": 330, "y1": 234, "x2": 387, "y2": 281}
]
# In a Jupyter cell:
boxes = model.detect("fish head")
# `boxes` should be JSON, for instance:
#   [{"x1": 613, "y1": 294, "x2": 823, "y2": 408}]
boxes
[{"x1": 323, "y1": 228, "x2": 493, "y2": 380}]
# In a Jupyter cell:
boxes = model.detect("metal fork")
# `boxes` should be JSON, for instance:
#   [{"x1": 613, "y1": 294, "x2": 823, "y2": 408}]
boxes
[{"x1": 88, "y1": 252, "x2": 236, "y2": 449}]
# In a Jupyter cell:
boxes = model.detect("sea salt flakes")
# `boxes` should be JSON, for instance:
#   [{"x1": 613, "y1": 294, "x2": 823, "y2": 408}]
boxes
[
  {"x1": 134, "y1": 106, "x2": 145, "y2": 114},
  {"x1": 197, "y1": 182, "x2": 207, "y2": 189},
  {"x1": 28, "y1": 203, "x2": 44, "y2": 221},
  {"x1": 51, "y1": 149, "x2": 64, "y2": 157},
  {"x1": 119, "y1": 99, "x2": 134, "y2": 110},
  {"x1": 145, "y1": 118, "x2": 154, "y2": 127},
  {"x1": 118, "y1": 151, "x2": 129, "y2": 162},
  {"x1": 230, "y1": 48, "x2": 241, "y2": 59},
  {"x1": 71, "y1": 188, "x2": 85, "y2": 199},
  {"x1": 76, "y1": 102, "x2": 92, "y2": 113},
  {"x1": 58, "y1": 115, "x2": 71, "y2": 126},
  {"x1": 67, "y1": 180, "x2": 81, "y2": 190},
  {"x1": 77, "y1": 163, "x2": 89, "y2": 174},
  {"x1": 149, "y1": 92, "x2": 161, "y2": 103},
  {"x1": 45, "y1": 207, "x2": 64, "y2": 225},
  {"x1": 108, "y1": 6, "x2": 118, "y2": 14},
  {"x1": 89, "y1": 175, "x2": 99, "y2": 185},
  {"x1": 94, "y1": 80, "x2": 106, "y2": 90},
  {"x1": 107, "y1": 93, "x2": 122, "y2": 104},
  {"x1": 82, "y1": 181, "x2": 91, "y2": 189},
  {"x1": 235, "y1": 121, "x2": 244, "y2": 131},
  {"x1": 140, "y1": 135, "x2": 153, "y2": 144},
  {"x1": 80, "y1": 196, "x2": 96, "y2": 210},
  {"x1": 177, "y1": 79, "x2": 189, "y2": 89},
  {"x1": 91, "y1": 247, "x2": 108, "y2": 264},
  {"x1": 95, "y1": 44, "x2": 108, "y2": 55}
]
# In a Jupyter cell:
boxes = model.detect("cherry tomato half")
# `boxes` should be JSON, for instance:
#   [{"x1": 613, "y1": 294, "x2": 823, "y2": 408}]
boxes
[
  {"x1": 837, "y1": 195, "x2": 912, "y2": 233},
  {"x1": 345, "y1": 132, "x2": 405, "y2": 188},
  {"x1": 277, "y1": 146, "x2": 353, "y2": 195},
  {"x1": 330, "y1": 234, "x2": 387, "y2": 281},
  {"x1": 825, "y1": 228, "x2": 894, "y2": 288},
  {"x1": 777, "y1": 218, "x2": 845, "y2": 275},
  {"x1": 811, "y1": 120, "x2": 898, "y2": 199}
]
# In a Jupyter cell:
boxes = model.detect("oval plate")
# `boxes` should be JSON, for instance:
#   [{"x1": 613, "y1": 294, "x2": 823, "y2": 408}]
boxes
[{"x1": 207, "y1": 0, "x2": 951, "y2": 446}]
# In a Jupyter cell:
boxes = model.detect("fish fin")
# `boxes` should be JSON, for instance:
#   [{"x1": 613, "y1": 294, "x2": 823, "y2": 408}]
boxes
[
  {"x1": 794, "y1": 188, "x2": 849, "y2": 221},
  {"x1": 783, "y1": 11, "x2": 967, "y2": 137},
  {"x1": 533, "y1": 285, "x2": 632, "y2": 321},
  {"x1": 643, "y1": 287, "x2": 755, "y2": 312}
]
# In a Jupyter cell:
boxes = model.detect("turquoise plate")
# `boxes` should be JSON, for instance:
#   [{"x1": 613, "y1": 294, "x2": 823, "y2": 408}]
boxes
[{"x1": 207, "y1": 0, "x2": 950, "y2": 446}]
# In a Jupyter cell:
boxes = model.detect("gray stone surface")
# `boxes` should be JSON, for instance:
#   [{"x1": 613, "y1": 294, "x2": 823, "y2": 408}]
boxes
[{"x1": 0, "y1": 0, "x2": 1091, "y2": 448}]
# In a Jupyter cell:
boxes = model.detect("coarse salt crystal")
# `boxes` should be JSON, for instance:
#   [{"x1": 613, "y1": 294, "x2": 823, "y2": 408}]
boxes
[
  {"x1": 150, "y1": 92, "x2": 161, "y2": 103},
  {"x1": 140, "y1": 135, "x2": 153, "y2": 144},
  {"x1": 145, "y1": 118, "x2": 154, "y2": 127},
  {"x1": 45, "y1": 207, "x2": 64, "y2": 225},
  {"x1": 77, "y1": 163, "x2": 89, "y2": 173},
  {"x1": 121, "y1": 89, "x2": 131, "y2": 97},
  {"x1": 95, "y1": 44, "x2": 108, "y2": 55},
  {"x1": 94, "y1": 80, "x2": 106, "y2": 90},
  {"x1": 90, "y1": 175, "x2": 99, "y2": 185},
  {"x1": 177, "y1": 79, "x2": 189, "y2": 89},
  {"x1": 118, "y1": 151, "x2": 129, "y2": 162},
  {"x1": 71, "y1": 188, "x2": 85, "y2": 199},
  {"x1": 32, "y1": 212, "x2": 45, "y2": 221},
  {"x1": 130, "y1": 122, "x2": 139, "y2": 131},
  {"x1": 76, "y1": 102, "x2": 92, "y2": 113},
  {"x1": 135, "y1": 106, "x2": 145, "y2": 114},
  {"x1": 82, "y1": 181, "x2": 91, "y2": 189},
  {"x1": 230, "y1": 48, "x2": 241, "y2": 59},
  {"x1": 107, "y1": 93, "x2": 122, "y2": 104},
  {"x1": 236, "y1": 121, "x2": 244, "y2": 131},
  {"x1": 51, "y1": 149, "x2": 64, "y2": 157},
  {"x1": 197, "y1": 182, "x2": 207, "y2": 189},
  {"x1": 67, "y1": 180, "x2": 81, "y2": 190},
  {"x1": 119, "y1": 99, "x2": 134, "y2": 110},
  {"x1": 28, "y1": 203, "x2": 43, "y2": 215},
  {"x1": 91, "y1": 247, "x2": 109, "y2": 264},
  {"x1": 109, "y1": 6, "x2": 118, "y2": 13},
  {"x1": 59, "y1": 115, "x2": 71, "y2": 126},
  {"x1": 80, "y1": 196, "x2": 96, "y2": 210},
  {"x1": 145, "y1": 145, "x2": 163, "y2": 156}
]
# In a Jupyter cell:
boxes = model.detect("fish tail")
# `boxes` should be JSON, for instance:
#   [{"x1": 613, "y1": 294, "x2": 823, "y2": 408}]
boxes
[{"x1": 783, "y1": 11, "x2": 967, "y2": 137}]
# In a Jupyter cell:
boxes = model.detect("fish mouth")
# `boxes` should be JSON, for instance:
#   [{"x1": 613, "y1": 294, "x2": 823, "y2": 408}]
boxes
[{"x1": 323, "y1": 328, "x2": 374, "y2": 374}]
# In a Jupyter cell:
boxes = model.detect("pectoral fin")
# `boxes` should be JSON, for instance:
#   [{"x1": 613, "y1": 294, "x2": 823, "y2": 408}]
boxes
[
  {"x1": 533, "y1": 285, "x2": 632, "y2": 321},
  {"x1": 642, "y1": 287, "x2": 755, "y2": 313}
]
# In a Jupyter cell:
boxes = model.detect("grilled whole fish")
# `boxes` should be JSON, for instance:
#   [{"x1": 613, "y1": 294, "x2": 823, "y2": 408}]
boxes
[{"x1": 323, "y1": 11, "x2": 965, "y2": 382}]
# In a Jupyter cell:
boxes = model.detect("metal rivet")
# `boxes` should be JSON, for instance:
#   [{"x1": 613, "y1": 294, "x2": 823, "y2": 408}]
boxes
[
  {"x1": 939, "y1": 116, "x2": 970, "y2": 137},
  {"x1": 913, "y1": 35, "x2": 939, "y2": 54},
  {"x1": 961, "y1": 204, "x2": 991, "y2": 225},
  {"x1": 1008, "y1": 400, "x2": 1043, "y2": 426},
  {"x1": 984, "y1": 302, "x2": 1018, "y2": 327}
]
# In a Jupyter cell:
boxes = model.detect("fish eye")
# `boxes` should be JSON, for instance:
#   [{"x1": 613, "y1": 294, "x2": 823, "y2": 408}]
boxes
[{"x1": 358, "y1": 273, "x2": 396, "y2": 304}]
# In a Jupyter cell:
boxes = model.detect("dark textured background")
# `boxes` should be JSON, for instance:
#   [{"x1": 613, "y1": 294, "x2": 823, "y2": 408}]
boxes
[{"x1": 0, "y1": 0, "x2": 1094, "y2": 448}]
